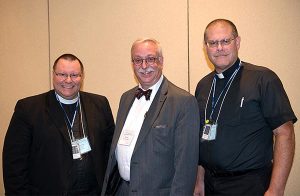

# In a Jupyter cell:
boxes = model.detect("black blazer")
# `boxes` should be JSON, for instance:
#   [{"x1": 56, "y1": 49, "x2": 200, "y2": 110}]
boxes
[{"x1": 3, "y1": 90, "x2": 115, "y2": 195}]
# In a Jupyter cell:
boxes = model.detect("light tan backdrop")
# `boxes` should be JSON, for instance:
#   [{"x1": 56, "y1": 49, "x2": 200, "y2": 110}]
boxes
[{"x1": 1, "y1": 0, "x2": 299, "y2": 195}]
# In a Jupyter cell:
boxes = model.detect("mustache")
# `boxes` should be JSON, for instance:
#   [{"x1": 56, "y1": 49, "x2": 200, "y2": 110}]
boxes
[
  {"x1": 214, "y1": 51, "x2": 229, "y2": 57},
  {"x1": 137, "y1": 67, "x2": 155, "y2": 74}
]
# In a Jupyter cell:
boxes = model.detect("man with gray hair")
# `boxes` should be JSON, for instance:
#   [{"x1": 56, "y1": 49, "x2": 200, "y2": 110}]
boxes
[{"x1": 102, "y1": 38, "x2": 200, "y2": 195}]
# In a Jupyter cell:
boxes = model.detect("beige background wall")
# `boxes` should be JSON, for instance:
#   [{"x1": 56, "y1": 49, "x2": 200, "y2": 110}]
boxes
[{"x1": 1, "y1": 0, "x2": 299, "y2": 195}]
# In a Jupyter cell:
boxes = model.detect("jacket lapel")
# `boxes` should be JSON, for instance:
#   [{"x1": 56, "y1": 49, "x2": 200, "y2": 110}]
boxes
[
  {"x1": 133, "y1": 78, "x2": 168, "y2": 153},
  {"x1": 46, "y1": 90, "x2": 71, "y2": 143},
  {"x1": 111, "y1": 88, "x2": 137, "y2": 151}
]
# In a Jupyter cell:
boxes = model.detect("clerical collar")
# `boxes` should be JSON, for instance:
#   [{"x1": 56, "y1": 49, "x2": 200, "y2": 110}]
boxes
[
  {"x1": 216, "y1": 73, "x2": 225, "y2": 79},
  {"x1": 215, "y1": 58, "x2": 241, "y2": 79},
  {"x1": 55, "y1": 92, "x2": 79, "y2": 104}
]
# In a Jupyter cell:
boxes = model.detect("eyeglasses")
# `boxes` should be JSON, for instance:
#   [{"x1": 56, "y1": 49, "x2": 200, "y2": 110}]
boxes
[
  {"x1": 132, "y1": 56, "x2": 159, "y2": 66},
  {"x1": 206, "y1": 37, "x2": 236, "y2": 48},
  {"x1": 54, "y1": 71, "x2": 82, "y2": 80}
]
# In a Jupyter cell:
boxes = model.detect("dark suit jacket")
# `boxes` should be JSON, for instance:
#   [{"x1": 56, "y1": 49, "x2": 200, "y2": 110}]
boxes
[
  {"x1": 101, "y1": 77, "x2": 200, "y2": 196},
  {"x1": 3, "y1": 90, "x2": 115, "y2": 195}
]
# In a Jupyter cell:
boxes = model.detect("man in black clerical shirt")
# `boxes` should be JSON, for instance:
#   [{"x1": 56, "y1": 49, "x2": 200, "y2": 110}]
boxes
[{"x1": 193, "y1": 19, "x2": 297, "y2": 196}]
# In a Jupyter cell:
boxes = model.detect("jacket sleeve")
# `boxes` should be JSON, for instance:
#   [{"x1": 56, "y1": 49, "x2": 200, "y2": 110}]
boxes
[
  {"x1": 102, "y1": 96, "x2": 115, "y2": 165},
  {"x1": 3, "y1": 100, "x2": 32, "y2": 195},
  {"x1": 171, "y1": 95, "x2": 200, "y2": 195}
]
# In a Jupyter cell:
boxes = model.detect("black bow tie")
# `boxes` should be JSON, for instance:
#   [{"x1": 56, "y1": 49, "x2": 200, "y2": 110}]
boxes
[{"x1": 135, "y1": 88, "x2": 152, "y2": 101}]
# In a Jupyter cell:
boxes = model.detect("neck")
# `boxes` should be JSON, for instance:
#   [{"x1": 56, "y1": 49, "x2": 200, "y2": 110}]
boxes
[
  {"x1": 215, "y1": 58, "x2": 240, "y2": 74},
  {"x1": 215, "y1": 65, "x2": 232, "y2": 74},
  {"x1": 140, "y1": 74, "x2": 164, "y2": 90}
]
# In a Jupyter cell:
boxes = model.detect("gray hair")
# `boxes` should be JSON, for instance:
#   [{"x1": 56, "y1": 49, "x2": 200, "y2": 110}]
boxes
[{"x1": 131, "y1": 38, "x2": 163, "y2": 59}]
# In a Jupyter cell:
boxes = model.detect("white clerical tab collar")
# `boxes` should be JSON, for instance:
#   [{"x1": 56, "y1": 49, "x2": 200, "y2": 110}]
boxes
[
  {"x1": 216, "y1": 73, "x2": 224, "y2": 79},
  {"x1": 55, "y1": 92, "x2": 79, "y2": 104}
]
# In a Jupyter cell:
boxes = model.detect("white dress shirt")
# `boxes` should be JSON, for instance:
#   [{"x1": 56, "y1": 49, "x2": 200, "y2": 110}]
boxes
[{"x1": 115, "y1": 75, "x2": 164, "y2": 181}]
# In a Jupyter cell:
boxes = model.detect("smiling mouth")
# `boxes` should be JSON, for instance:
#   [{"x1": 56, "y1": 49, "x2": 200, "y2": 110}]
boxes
[
  {"x1": 215, "y1": 54, "x2": 228, "y2": 57},
  {"x1": 139, "y1": 70, "x2": 153, "y2": 75},
  {"x1": 62, "y1": 85, "x2": 74, "y2": 89}
]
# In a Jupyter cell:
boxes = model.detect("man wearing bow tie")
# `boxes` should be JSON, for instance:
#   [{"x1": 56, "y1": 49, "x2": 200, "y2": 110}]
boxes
[{"x1": 101, "y1": 38, "x2": 200, "y2": 196}]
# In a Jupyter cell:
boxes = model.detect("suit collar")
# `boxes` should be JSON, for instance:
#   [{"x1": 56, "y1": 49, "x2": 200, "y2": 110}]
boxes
[
  {"x1": 46, "y1": 90, "x2": 71, "y2": 143},
  {"x1": 111, "y1": 78, "x2": 169, "y2": 154},
  {"x1": 133, "y1": 77, "x2": 168, "y2": 153},
  {"x1": 110, "y1": 88, "x2": 136, "y2": 151}
]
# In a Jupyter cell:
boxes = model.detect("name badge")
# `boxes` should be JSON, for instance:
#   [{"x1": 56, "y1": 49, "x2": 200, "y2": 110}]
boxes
[
  {"x1": 71, "y1": 141, "x2": 81, "y2": 159},
  {"x1": 77, "y1": 137, "x2": 92, "y2": 155},
  {"x1": 118, "y1": 130, "x2": 134, "y2": 146},
  {"x1": 202, "y1": 123, "x2": 217, "y2": 141}
]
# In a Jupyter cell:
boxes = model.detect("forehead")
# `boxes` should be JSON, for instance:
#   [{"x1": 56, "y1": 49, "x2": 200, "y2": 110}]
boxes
[
  {"x1": 132, "y1": 41, "x2": 158, "y2": 56},
  {"x1": 206, "y1": 22, "x2": 233, "y2": 40},
  {"x1": 55, "y1": 59, "x2": 81, "y2": 72}
]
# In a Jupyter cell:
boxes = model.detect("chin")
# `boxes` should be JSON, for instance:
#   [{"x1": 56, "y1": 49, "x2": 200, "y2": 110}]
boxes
[{"x1": 63, "y1": 93, "x2": 77, "y2": 99}]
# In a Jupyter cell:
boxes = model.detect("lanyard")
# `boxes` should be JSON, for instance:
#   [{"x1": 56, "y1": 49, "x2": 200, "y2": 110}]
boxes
[
  {"x1": 205, "y1": 61, "x2": 241, "y2": 123},
  {"x1": 55, "y1": 93, "x2": 87, "y2": 142},
  {"x1": 56, "y1": 94, "x2": 79, "y2": 130}
]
